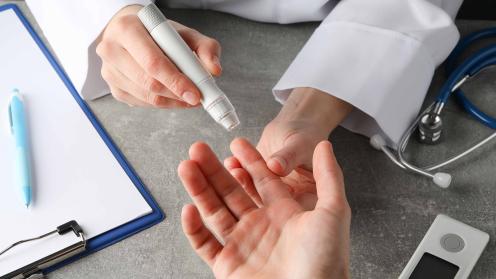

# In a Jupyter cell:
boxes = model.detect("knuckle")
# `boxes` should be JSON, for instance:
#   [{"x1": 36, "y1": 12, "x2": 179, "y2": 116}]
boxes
[
  {"x1": 205, "y1": 38, "x2": 220, "y2": 51},
  {"x1": 112, "y1": 90, "x2": 125, "y2": 102},
  {"x1": 151, "y1": 95, "x2": 162, "y2": 107},
  {"x1": 96, "y1": 41, "x2": 111, "y2": 58},
  {"x1": 150, "y1": 80, "x2": 165, "y2": 93},
  {"x1": 280, "y1": 149, "x2": 297, "y2": 162},
  {"x1": 177, "y1": 26, "x2": 195, "y2": 39},
  {"x1": 100, "y1": 67, "x2": 112, "y2": 82},
  {"x1": 262, "y1": 122, "x2": 275, "y2": 135},
  {"x1": 113, "y1": 15, "x2": 134, "y2": 32},
  {"x1": 143, "y1": 78, "x2": 164, "y2": 93},
  {"x1": 144, "y1": 90, "x2": 154, "y2": 104},
  {"x1": 255, "y1": 175, "x2": 278, "y2": 189},
  {"x1": 144, "y1": 55, "x2": 165, "y2": 76},
  {"x1": 165, "y1": 73, "x2": 188, "y2": 94},
  {"x1": 145, "y1": 91, "x2": 160, "y2": 106}
]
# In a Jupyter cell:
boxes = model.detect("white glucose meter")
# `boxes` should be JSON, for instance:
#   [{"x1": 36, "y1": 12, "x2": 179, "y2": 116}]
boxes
[{"x1": 399, "y1": 214, "x2": 489, "y2": 279}]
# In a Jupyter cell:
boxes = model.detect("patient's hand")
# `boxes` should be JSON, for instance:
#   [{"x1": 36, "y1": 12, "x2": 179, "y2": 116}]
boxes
[
  {"x1": 178, "y1": 138, "x2": 351, "y2": 279},
  {"x1": 97, "y1": 5, "x2": 222, "y2": 108},
  {"x1": 225, "y1": 88, "x2": 352, "y2": 209}
]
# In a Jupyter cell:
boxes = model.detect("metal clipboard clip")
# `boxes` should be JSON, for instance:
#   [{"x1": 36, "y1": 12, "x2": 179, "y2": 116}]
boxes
[{"x1": 0, "y1": 220, "x2": 86, "y2": 279}]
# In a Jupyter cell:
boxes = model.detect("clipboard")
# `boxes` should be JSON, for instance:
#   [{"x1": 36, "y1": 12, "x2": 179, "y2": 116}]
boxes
[{"x1": 0, "y1": 4, "x2": 165, "y2": 278}]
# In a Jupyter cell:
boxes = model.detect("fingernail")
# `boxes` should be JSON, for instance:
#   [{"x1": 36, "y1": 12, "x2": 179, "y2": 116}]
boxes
[
  {"x1": 182, "y1": 91, "x2": 199, "y2": 105},
  {"x1": 213, "y1": 56, "x2": 222, "y2": 69},
  {"x1": 270, "y1": 157, "x2": 286, "y2": 171}
]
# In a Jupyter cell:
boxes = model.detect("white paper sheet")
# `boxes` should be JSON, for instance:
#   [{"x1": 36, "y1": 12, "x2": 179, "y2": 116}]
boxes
[{"x1": 0, "y1": 8, "x2": 152, "y2": 275}]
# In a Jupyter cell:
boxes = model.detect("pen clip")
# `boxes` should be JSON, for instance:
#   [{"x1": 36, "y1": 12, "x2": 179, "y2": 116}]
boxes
[
  {"x1": 8, "y1": 101, "x2": 14, "y2": 135},
  {"x1": 8, "y1": 89, "x2": 21, "y2": 135}
]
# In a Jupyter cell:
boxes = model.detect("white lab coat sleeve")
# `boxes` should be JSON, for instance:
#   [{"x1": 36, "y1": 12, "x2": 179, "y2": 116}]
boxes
[
  {"x1": 25, "y1": 0, "x2": 151, "y2": 100},
  {"x1": 273, "y1": 0, "x2": 464, "y2": 147}
]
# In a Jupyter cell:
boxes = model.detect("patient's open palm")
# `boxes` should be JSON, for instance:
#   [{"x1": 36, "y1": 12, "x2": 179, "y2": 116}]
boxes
[{"x1": 178, "y1": 139, "x2": 351, "y2": 279}]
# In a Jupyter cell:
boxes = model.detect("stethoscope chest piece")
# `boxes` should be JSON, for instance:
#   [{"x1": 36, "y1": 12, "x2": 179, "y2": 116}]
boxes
[{"x1": 418, "y1": 112, "x2": 443, "y2": 145}]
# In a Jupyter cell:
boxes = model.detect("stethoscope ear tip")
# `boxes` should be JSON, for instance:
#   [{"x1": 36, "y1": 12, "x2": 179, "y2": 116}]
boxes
[
  {"x1": 370, "y1": 134, "x2": 453, "y2": 189},
  {"x1": 433, "y1": 172, "x2": 452, "y2": 188}
]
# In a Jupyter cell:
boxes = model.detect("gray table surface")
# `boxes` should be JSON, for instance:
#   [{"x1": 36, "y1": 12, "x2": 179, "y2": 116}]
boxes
[{"x1": 3, "y1": 1, "x2": 496, "y2": 278}]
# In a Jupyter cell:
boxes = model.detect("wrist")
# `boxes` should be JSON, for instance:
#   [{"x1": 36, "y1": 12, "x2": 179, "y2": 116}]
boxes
[{"x1": 276, "y1": 87, "x2": 352, "y2": 133}]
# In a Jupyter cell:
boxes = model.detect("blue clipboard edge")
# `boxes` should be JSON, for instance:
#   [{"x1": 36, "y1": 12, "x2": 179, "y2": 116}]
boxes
[{"x1": 0, "y1": 3, "x2": 165, "y2": 274}]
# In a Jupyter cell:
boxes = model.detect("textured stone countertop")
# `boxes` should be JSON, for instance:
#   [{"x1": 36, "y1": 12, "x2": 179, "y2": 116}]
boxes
[{"x1": 2, "y1": 2, "x2": 496, "y2": 278}]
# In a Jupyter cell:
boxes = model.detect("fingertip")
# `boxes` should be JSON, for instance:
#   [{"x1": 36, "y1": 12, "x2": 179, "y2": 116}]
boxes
[
  {"x1": 313, "y1": 140, "x2": 334, "y2": 167},
  {"x1": 224, "y1": 156, "x2": 240, "y2": 170},
  {"x1": 177, "y1": 160, "x2": 198, "y2": 182},
  {"x1": 185, "y1": 102, "x2": 202, "y2": 109},
  {"x1": 212, "y1": 56, "x2": 221, "y2": 66},
  {"x1": 182, "y1": 91, "x2": 201, "y2": 106},
  {"x1": 267, "y1": 157, "x2": 288, "y2": 176},
  {"x1": 177, "y1": 160, "x2": 190, "y2": 177},
  {"x1": 230, "y1": 138, "x2": 260, "y2": 163},
  {"x1": 177, "y1": 160, "x2": 184, "y2": 173},
  {"x1": 211, "y1": 66, "x2": 222, "y2": 77},
  {"x1": 229, "y1": 137, "x2": 248, "y2": 153},
  {"x1": 231, "y1": 138, "x2": 268, "y2": 168},
  {"x1": 189, "y1": 141, "x2": 209, "y2": 159},
  {"x1": 317, "y1": 140, "x2": 333, "y2": 153},
  {"x1": 209, "y1": 56, "x2": 222, "y2": 76},
  {"x1": 181, "y1": 203, "x2": 195, "y2": 219},
  {"x1": 314, "y1": 140, "x2": 347, "y2": 211},
  {"x1": 223, "y1": 157, "x2": 232, "y2": 169}
]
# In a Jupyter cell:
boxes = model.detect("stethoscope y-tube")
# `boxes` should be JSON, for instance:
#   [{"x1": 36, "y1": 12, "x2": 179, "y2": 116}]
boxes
[{"x1": 372, "y1": 27, "x2": 496, "y2": 188}]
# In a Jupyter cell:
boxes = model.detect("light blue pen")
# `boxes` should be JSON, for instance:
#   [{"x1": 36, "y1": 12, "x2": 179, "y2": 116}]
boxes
[{"x1": 8, "y1": 89, "x2": 32, "y2": 207}]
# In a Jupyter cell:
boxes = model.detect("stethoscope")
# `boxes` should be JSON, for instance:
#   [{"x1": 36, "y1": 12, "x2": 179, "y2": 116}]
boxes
[{"x1": 371, "y1": 27, "x2": 496, "y2": 188}]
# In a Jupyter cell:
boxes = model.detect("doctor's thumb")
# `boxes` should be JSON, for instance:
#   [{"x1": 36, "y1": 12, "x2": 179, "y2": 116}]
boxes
[{"x1": 267, "y1": 141, "x2": 310, "y2": 176}]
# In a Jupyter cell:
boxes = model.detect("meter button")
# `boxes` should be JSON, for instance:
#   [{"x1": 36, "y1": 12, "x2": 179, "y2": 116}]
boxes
[{"x1": 441, "y1": 234, "x2": 465, "y2": 252}]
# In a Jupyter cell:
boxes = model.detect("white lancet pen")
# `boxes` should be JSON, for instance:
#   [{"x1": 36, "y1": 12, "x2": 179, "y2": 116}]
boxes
[{"x1": 138, "y1": 3, "x2": 240, "y2": 131}]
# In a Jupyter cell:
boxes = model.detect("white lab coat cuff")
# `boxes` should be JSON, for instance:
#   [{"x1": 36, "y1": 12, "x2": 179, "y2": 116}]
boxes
[
  {"x1": 273, "y1": 21, "x2": 437, "y2": 147},
  {"x1": 26, "y1": 0, "x2": 151, "y2": 100}
]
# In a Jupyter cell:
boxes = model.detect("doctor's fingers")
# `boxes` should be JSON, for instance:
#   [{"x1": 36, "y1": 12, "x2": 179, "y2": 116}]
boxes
[
  {"x1": 172, "y1": 21, "x2": 222, "y2": 76},
  {"x1": 108, "y1": 85, "x2": 151, "y2": 107},
  {"x1": 111, "y1": 16, "x2": 202, "y2": 106},
  {"x1": 267, "y1": 136, "x2": 313, "y2": 177},
  {"x1": 96, "y1": 43, "x2": 182, "y2": 102},
  {"x1": 102, "y1": 64, "x2": 191, "y2": 109}
]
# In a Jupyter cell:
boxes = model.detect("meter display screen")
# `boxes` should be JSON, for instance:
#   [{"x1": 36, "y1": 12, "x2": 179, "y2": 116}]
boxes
[{"x1": 409, "y1": 253, "x2": 459, "y2": 279}]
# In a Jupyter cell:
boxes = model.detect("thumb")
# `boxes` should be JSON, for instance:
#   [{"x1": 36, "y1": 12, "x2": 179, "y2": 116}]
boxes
[
  {"x1": 312, "y1": 141, "x2": 349, "y2": 213},
  {"x1": 267, "y1": 137, "x2": 311, "y2": 176}
]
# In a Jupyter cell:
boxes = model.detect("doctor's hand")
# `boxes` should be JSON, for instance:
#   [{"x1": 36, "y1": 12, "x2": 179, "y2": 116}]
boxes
[
  {"x1": 178, "y1": 138, "x2": 351, "y2": 279},
  {"x1": 97, "y1": 5, "x2": 222, "y2": 108},
  {"x1": 226, "y1": 88, "x2": 352, "y2": 208}
]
